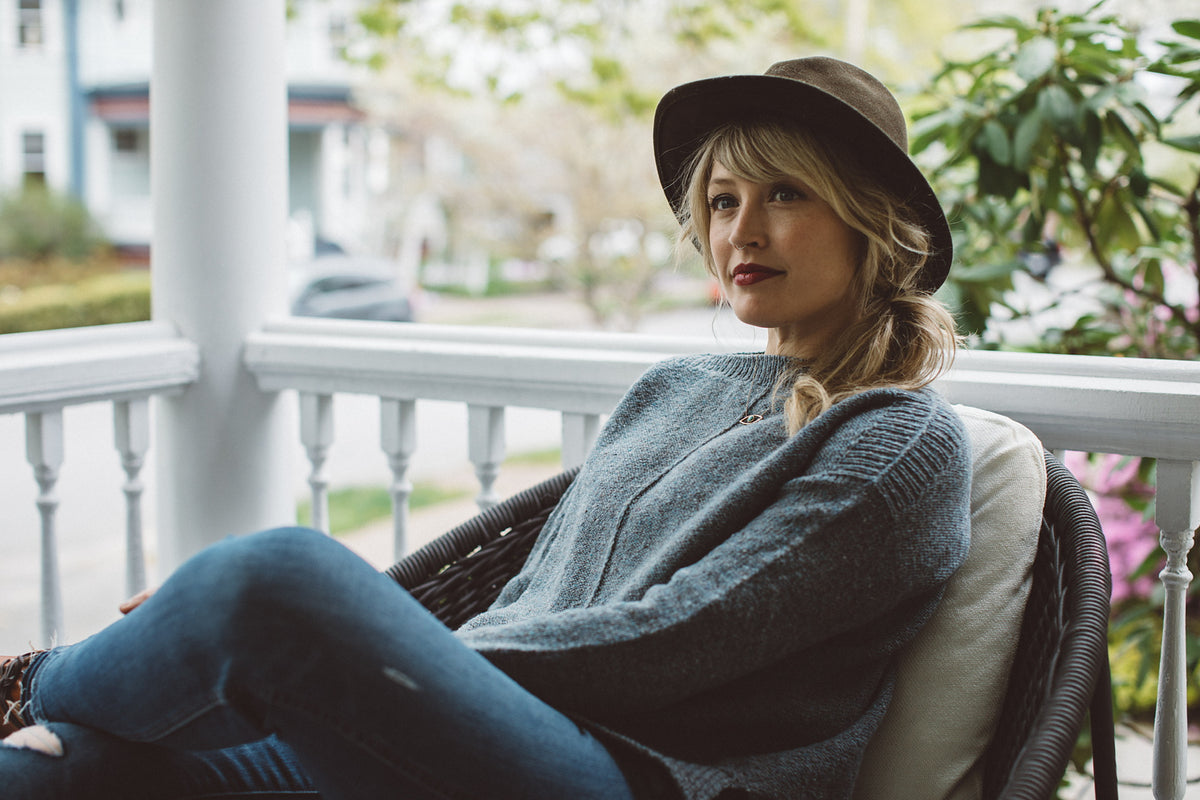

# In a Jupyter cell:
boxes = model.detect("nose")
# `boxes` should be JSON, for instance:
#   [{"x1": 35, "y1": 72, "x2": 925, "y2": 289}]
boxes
[{"x1": 729, "y1": 205, "x2": 765, "y2": 250}]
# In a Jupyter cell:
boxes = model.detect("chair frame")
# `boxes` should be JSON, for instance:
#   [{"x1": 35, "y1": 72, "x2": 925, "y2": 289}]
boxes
[
  {"x1": 385, "y1": 452, "x2": 1117, "y2": 799},
  {"x1": 982, "y1": 452, "x2": 1117, "y2": 800}
]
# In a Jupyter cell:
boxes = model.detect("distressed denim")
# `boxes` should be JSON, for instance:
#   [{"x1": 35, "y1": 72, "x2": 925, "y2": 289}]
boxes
[{"x1": 1, "y1": 527, "x2": 637, "y2": 800}]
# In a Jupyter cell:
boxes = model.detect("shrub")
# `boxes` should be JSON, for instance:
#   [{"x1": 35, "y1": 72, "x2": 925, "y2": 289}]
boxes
[
  {"x1": 0, "y1": 186, "x2": 108, "y2": 262},
  {"x1": 0, "y1": 270, "x2": 150, "y2": 334}
]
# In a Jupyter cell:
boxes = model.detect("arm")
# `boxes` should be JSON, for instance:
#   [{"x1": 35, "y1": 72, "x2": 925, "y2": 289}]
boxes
[{"x1": 459, "y1": 400, "x2": 971, "y2": 717}]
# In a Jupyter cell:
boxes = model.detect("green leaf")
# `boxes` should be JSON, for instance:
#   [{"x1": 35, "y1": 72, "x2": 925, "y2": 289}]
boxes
[
  {"x1": 1081, "y1": 110, "x2": 1102, "y2": 171},
  {"x1": 1042, "y1": 164, "x2": 1064, "y2": 214},
  {"x1": 1164, "y1": 134, "x2": 1200, "y2": 154},
  {"x1": 1142, "y1": 257, "x2": 1165, "y2": 295},
  {"x1": 1132, "y1": 102, "x2": 1164, "y2": 137},
  {"x1": 1021, "y1": 212, "x2": 1045, "y2": 245},
  {"x1": 911, "y1": 107, "x2": 967, "y2": 153},
  {"x1": 1095, "y1": 193, "x2": 1145, "y2": 252},
  {"x1": 1013, "y1": 109, "x2": 1044, "y2": 170},
  {"x1": 978, "y1": 158, "x2": 1025, "y2": 199},
  {"x1": 1148, "y1": 173, "x2": 1187, "y2": 197},
  {"x1": 1130, "y1": 167, "x2": 1150, "y2": 198},
  {"x1": 1105, "y1": 110, "x2": 1142, "y2": 156},
  {"x1": 1172, "y1": 20, "x2": 1200, "y2": 41},
  {"x1": 983, "y1": 120, "x2": 1012, "y2": 166},
  {"x1": 1062, "y1": 22, "x2": 1122, "y2": 39},
  {"x1": 953, "y1": 258, "x2": 1024, "y2": 283},
  {"x1": 1037, "y1": 84, "x2": 1078, "y2": 136},
  {"x1": 964, "y1": 15, "x2": 1032, "y2": 33},
  {"x1": 1070, "y1": 41, "x2": 1128, "y2": 81},
  {"x1": 1015, "y1": 37, "x2": 1058, "y2": 82}
]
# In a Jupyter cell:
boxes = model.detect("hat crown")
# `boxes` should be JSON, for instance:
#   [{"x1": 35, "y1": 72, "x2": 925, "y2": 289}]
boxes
[{"x1": 764, "y1": 57, "x2": 908, "y2": 152}]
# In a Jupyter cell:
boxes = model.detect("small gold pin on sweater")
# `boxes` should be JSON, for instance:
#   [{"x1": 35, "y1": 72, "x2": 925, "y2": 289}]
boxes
[{"x1": 739, "y1": 414, "x2": 763, "y2": 425}]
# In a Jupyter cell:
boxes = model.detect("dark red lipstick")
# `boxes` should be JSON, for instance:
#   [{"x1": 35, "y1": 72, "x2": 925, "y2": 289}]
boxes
[{"x1": 732, "y1": 263, "x2": 783, "y2": 286}]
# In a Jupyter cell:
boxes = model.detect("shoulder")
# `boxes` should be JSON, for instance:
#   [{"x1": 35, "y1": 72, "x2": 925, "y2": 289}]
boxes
[
  {"x1": 813, "y1": 386, "x2": 964, "y2": 443},
  {"x1": 801, "y1": 387, "x2": 970, "y2": 510}
]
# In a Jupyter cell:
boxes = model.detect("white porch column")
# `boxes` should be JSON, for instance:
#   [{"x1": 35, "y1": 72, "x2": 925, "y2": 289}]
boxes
[{"x1": 152, "y1": 0, "x2": 294, "y2": 570}]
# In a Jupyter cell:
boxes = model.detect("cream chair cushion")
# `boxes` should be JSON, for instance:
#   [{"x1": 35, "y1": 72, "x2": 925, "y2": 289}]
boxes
[{"x1": 853, "y1": 405, "x2": 1046, "y2": 800}]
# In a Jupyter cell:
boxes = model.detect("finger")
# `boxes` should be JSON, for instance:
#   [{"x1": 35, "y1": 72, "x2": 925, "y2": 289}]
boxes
[{"x1": 119, "y1": 586, "x2": 157, "y2": 615}]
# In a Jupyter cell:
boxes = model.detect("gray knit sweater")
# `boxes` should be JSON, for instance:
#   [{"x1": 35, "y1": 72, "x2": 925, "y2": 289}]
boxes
[{"x1": 456, "y1": 353, "x2": 971, "y2": 799}]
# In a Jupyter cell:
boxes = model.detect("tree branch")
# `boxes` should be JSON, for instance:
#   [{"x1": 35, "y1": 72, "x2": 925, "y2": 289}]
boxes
[{"x1": 1056, "y1": 139, "x2": 1198, "y2": 346}]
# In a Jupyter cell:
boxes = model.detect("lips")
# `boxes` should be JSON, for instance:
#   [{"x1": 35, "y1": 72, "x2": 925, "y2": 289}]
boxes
[{"x1": 732, "y1": 263, "x2": 783, "y2": 287}]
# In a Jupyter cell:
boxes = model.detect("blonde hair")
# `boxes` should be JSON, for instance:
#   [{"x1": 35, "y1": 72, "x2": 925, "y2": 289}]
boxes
[{"x1": 678, "y1": 120, "x2": 960, "y2": 433}]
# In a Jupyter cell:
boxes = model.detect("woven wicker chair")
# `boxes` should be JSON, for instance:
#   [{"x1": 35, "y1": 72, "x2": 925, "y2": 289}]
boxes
[
  {"x1": 385, "y1": 452, "x2": 1117, "y2": 799},
  {"x1": 981, "y1": 452, "x2": 1117, "y2": 800}
]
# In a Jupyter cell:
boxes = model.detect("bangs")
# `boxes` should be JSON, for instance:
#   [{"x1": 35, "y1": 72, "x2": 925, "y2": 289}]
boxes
[{"x1": 706, "y1": 121, "x2": 822, "y2": 188}]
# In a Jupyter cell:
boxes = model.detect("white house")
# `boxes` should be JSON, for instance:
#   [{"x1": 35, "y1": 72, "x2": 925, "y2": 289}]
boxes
[{"x1": 0, "y1": 0, "x2": 386, "y2": 258}]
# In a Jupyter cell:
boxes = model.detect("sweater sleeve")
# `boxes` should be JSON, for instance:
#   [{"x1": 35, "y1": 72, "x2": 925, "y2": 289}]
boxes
[{"x1": 456, "y1": 395, "x2": 971, "y2": 718}]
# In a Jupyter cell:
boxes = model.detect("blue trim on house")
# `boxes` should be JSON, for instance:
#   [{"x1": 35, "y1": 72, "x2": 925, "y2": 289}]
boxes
[
  {"x1": 288, "y1": 84, "x2": 355, "y2": 102},
  {"x1": 64, "y1": 0, "x2": 86, "y2": 199},
  {"x1": 87, "y1": 82, "x2": 150, "y2": 99}
]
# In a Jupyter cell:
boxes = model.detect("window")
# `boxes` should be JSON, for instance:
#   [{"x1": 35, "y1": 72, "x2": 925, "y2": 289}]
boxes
[
  {"x1": 113, "y1": 128, "x2": 141, "y2": 153},
  {"x1": 110, "y1": 126, "x2": 150, "y2": 200},
  {"x1": 18, "y1": 0, "x2": 43, "y2": 49},
  {"x1": 329, "y1": 13, "x2": 349, "y2": 58},
  {"x1": 22, "y1": 130, "x2": 46, "y2": 187}
]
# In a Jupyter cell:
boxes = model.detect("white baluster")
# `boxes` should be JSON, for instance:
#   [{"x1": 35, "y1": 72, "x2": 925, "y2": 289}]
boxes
[
  {"x1": 1152, "y1": 459, "x2": 1200, "y2": 800},
  {"x1": 380, "y1": 398, "x2": 417, "y2": 560},
  {"x1": 468, "y1": 405, "x2": 506, "y2": 510},
  {"x1": 562, "y1": 412, "x2": 600, "y2": 470},
  {"x1": 114, "y1": 399, "x2": 150, "y2": 597},
  {"x1": 26, "y1": 410, "x2": 65, "y2": 647},
  {"x1": 300, "y1": 393, "x2": 334, "y2": 534}
]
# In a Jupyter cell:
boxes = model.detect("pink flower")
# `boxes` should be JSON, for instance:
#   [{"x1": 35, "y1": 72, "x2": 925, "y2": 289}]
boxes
[{"x1": 1064, "y1": 451, "x2": 1159, "y2": 603}]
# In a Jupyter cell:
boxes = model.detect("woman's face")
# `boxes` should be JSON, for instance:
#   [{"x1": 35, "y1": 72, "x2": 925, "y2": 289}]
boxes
[{"x1": 706, "y1": 160, "x2": 861, "y2": 358}]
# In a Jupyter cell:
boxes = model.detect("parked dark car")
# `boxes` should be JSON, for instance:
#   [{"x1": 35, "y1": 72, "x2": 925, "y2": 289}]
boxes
[{"x1": 289, "y1": 257, "x2": 415, "y2": 322}]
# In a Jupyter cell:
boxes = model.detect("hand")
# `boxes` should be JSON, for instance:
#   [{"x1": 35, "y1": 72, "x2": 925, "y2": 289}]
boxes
[{"x1": 119, "y1": 586, "x2": 157, "y2": 615}]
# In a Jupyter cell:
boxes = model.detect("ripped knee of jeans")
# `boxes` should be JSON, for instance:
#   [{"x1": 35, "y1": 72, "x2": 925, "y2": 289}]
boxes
[{"x1": 2, "y1": 725, "x2": 64, "y2": 757}]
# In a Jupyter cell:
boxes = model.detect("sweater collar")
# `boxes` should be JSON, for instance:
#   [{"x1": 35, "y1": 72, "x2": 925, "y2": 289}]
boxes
[{"x1": 692, "y1": 353, "x2": 807, "y2": 388}]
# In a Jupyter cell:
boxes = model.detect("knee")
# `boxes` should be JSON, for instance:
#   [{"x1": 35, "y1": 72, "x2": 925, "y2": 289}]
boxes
[
  {"x1": 2, "y1": 725, "x2": 63, "y2": 757},
  {"x1": 0, "y1": 723, "x2": 91, "y2": 798},
  {"x1": 158, "y1": 527, "x2": 346, "y2": 638}
]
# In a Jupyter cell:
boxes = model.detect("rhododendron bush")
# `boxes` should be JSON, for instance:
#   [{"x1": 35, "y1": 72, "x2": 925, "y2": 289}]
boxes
[{"x1": 913, "y1": 3, "x2": 1200, "y2": 737}]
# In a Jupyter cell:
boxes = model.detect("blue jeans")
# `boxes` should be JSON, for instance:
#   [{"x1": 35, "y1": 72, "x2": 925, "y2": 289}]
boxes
[{"x1": 1, "y1": 528, "x2": 639, "y2": 799}]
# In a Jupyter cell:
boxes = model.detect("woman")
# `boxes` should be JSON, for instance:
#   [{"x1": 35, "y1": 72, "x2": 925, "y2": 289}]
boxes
[{"x1": 1, "y1": 57, "x2": 969, "y2": 800}]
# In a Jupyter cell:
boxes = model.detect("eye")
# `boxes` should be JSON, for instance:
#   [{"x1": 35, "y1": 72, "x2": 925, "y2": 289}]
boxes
[
  {"x1": 708, "y1": 194, "x2": 737, "y2": 212},
  {"x1": 770, "y1": 184, "x2": 806, "y2": 202}
]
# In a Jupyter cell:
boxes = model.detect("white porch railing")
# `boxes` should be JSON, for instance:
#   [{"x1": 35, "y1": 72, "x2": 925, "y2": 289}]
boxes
[
  {"x1": 0, "y1": 321, "x2": 200, "y2": 645},
  {"x1": 3, "y1": 316, "x2": 1200, "y2": 797}
]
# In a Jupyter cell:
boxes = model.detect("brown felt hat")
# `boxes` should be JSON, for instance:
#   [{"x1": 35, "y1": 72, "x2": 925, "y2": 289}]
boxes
[{"x1": 653, "y1": 56, "x2": 952, "y2": 292}]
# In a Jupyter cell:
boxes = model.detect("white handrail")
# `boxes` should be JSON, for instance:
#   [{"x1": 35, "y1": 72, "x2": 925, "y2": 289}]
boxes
[
  {"x1": 0, "y1": 322, "x2": 199, "y2": 645},
  {"x1": 246, "y1": 318, "x2": 1200, "y2": 460},
  {"x1": 0, "y1": 321, "x2": 201, "y2": 414}
]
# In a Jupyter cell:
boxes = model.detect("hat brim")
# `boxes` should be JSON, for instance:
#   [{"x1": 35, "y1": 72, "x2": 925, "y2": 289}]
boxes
[{"x1": 653, "y1": 74, "x2": 952, "y2": 293}]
